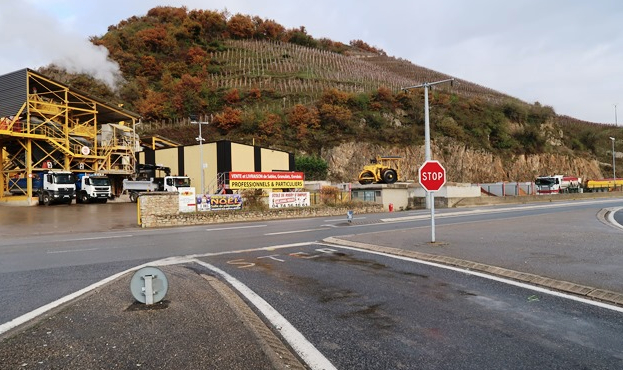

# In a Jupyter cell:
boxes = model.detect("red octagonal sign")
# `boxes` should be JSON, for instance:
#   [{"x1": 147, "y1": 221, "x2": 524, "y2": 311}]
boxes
[{"x1": 418, "y1": 160, "x2": 446, "y2": 192}]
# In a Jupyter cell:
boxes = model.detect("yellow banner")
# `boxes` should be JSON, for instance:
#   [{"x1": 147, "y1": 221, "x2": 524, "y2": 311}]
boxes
[{"x1": 229, "y1": 180, "x2": 304, "y2": 189}]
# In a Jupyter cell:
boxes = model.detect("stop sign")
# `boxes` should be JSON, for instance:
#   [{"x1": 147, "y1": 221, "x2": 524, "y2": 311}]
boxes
[{"x1": 418, "y1": 160, "x2": 446, "y2": 192}]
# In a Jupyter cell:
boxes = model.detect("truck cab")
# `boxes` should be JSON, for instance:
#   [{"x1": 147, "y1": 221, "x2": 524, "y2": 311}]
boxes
[
  {"x1": 76, "y1": 174, "x2": 113, "y2": 203},
  {"x1": 39, "y1": 171, "x2": 75, "y2": 205}
]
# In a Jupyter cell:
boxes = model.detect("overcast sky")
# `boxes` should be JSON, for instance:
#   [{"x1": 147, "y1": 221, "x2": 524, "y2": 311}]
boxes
[{"x1": 2, "y1": 0, "x2": 622, "y2": 124}]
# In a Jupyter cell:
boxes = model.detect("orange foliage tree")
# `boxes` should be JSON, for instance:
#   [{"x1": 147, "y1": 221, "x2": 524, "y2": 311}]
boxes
[
  {"x1": 258, "y1": 113, "x2": 283, "y2": 142},
  {"x1": 287, "y1": 104, "x2": 320, "y2": 141},
  {"x1": 227, "y1": 14, "x2": 255, "y2": 39},
  {"x1": 223, "y1": 89, "x2": 240, "y2": 104},
  {"x1": 213, "y1": 107, "x2": 243, "y2": 131}
]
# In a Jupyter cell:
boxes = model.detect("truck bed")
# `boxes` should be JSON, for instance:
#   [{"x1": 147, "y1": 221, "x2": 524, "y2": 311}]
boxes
[{"x1": 122, "y1": 179, "x2": 160, "y2": 192}]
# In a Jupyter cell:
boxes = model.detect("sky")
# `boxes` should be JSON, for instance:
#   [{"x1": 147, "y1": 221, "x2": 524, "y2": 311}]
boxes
[{"x1": 1, "y1": 0, "x2": 623, "y2": 124}]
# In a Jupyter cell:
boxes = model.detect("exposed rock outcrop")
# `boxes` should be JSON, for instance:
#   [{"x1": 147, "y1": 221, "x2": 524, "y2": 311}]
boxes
[{"x1": 323, "y1": 141, "x2": 603, "y2": 184}]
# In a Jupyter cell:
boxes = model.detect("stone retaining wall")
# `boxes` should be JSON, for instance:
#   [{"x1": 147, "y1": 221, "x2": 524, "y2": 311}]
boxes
[{"x1": 138, "y1": 192, "x2": 384, "y2": 228}]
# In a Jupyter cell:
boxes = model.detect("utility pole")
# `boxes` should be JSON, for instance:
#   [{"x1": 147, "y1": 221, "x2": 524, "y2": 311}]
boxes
[
  {"x1": 401, "y1": 78, "x2": 454, "y2": 209},
  {"x1": 610, "y1": 137, "x2": 616, "y2": 190},
  {"x1": 190, "y1": 115, "x2": 209, "y2": 194}
]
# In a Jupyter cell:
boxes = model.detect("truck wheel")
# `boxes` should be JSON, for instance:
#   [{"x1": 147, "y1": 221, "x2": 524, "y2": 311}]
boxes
[
  {"x1": 80, "y1": 193, "x2": 89, "y2": 204},
  {"x1": 42, "y1": 193, "x2": 52, "y2": 206},
  {"x1": 130, "y1": 192, "x2": 139, "y2": 203},
  {"x1": 382, "y1": 169, "x2": 397, "y2": 184}
]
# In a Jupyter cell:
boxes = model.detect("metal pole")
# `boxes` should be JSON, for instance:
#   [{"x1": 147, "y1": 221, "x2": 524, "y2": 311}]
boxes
[
  {"x1": 615, "y1": 104, "x2": 618, "y2": 126},
  {"x1": 430, "y1": 190, "x2": 436, "y2": 242},
  {"x1": 610, "y1": 137, "x2": 616, "y2": 190},
  {"x1": 199, "y1": 122, "x2": 205, "y2": 194},
  {"x1": 401, "y1": 78, "x2": 454, "y2": 244},
  {"x1": 424, "y1": 85, "x2": 432, "y2": 211},
  {"x1": 191, "y1": 115, "x2": 208, "y2": 195},
  {"x1": 424, "y1": 84, "x2": 431, "y2": 161}
]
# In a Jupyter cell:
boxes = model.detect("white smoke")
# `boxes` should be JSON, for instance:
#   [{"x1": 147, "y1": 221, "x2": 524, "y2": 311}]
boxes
[{"x1": 0, "y1": 1, "x2": 121, "y2": 88}]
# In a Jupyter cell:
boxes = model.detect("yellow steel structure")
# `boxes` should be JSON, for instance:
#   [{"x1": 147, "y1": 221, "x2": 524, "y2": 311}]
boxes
[{"x1": 0, "y1": 69, "x2": 140, "y2": 204}]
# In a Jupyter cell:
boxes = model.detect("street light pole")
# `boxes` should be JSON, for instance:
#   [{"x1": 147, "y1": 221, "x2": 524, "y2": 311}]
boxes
[
  {"x1": 615, "y1": 104, "x2": 618, "y2": 126},
  {"x1": 610, "y1": 137, "x2": 616, "y2": 190},
  {"x1": 401, "y1": 78, "x2": 454, "y2": 209},
  {"x1": 190, "y1": 115, "x2": 209, "y2": 194}
]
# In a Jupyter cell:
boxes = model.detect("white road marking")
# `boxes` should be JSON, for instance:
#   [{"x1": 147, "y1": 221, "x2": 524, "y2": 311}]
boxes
[
  {"x1": 323, "y1": 216, "x2": 366, "y2": 222},
  {"x1": 63, "y1": 234, "x2": 134, "y2": 242},
  {"x1": 206, "y1": 224, "x2": 267, "y2": 231},
  {"x1": 47, "y1": 245, "x2": 126, "y2": 254},
  {"x1": 319, "y1": 243, "x2": 623, "y2": 314},
  {"x1": 186, "y1": 242, "x2": 314, "y2": 259},
  {"x1": 193, "y1": 259, "x2": 337, "y2": 370},
  {"x1": 605, "y1": 207, "x2": 623, "y2": 230},
  {"x1": 399, "y1": 198, "x2": 622, "y2": 221},
  {"x1": 265, "y1": 228, "x2": 330, "y2": 235},
  {"x1": 0, "y1": 260, "x2": 134, "y2": 335}
]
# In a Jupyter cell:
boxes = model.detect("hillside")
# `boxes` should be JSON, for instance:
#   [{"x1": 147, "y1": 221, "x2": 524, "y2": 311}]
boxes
[{"x1": 38, "y1": 6, "x2": 621, "y2": 184}]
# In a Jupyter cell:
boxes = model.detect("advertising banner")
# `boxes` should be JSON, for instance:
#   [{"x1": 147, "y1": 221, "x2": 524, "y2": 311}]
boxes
[
  {"x1": 229, "y1": 172, "x2": 304, "y2": 189},
  {"x1": 197, "y1": 194, "x2": 243, "y2": 211},
  {"x1": 269, "y1": 192, "x2": 310, "y2": 208},
  {"x1": 179, "y1": 187, "x2": 197, "y2": 212}
]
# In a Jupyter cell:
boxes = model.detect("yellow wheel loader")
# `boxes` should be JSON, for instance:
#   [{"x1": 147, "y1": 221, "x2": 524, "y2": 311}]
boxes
[{"x1": 358, "y1": 156, "x2": 402, "y2": 185}]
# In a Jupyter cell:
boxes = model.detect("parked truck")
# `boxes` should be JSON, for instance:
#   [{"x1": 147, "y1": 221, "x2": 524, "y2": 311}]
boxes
[
  {"x1": 122, "y1": 164, "x2": 191, "y2": 202},
  {"x1": 9, "y1": 170, "x2": 75, "y2": 205},
  {"x1": 584, "y1": 178, "x2": 621, "y2": 192},
  {"x1": 535, "y1": 175, "x2": 582, "y2": 194},
  {"x1": 75, "y1": 173, "x2": 113, "y2": 203}
]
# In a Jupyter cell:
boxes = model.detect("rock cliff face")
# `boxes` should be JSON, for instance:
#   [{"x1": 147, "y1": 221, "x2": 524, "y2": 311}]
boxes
[{"x1": 322, "y1": 140, "x2": 604, "y2": 184}]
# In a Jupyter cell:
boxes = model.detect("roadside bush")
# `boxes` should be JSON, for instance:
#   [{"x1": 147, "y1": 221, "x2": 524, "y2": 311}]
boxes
[
  {"x1": 241, "y1": 189, "x2": 268, "y2": 211},
  {"x1": 320, "y1": 186, "x2": 339, "y2": 205}
]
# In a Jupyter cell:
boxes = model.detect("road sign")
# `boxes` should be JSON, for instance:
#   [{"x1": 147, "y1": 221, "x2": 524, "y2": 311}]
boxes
[{"x1": 418, "y1": 160, "x2": 446, "y2": 192}]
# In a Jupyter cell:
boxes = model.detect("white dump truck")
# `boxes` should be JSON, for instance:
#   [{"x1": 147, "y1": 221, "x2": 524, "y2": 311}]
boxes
[{"x1": 123, "y1": 164, "x2": 191, "y2": 202}]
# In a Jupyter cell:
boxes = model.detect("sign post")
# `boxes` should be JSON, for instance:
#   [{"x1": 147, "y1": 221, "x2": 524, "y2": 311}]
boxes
[{"x1": 418, "y1": 160, "x2": 446, "y2": 243}]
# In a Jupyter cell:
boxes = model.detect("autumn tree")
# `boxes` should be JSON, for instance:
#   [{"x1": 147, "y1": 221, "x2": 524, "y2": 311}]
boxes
[
  {"x1": 135, "y1": 90, "x2": 170, "y2": 121},
  {"x1": 319, "y1": 88, "x2": 351, "y2": 106},
  {"x1": 186, "y1": 46, "x2": 208, "y2": 66},
  {"x1": 256, "y1": 18, "x2": 285, "y2": 39},
  {"x1": 223, "y1": 89, "x2": 240, "y2": 104},
  {"x1": 213, "y1": 107, "x2": 243, "y2": 131},
  {"x1": 287, "y1": 104, "x2": 320, "y2": 141},
  {"x1": 168, "y1": 74, "x2": 206, "y2": 116},
  {"x1": 227, "y1": 13, "x2": 255, "y2": 39},
  {"x1": 135, "y1": 26, "x2": 174, "y2": 53},
  {"x1": 188, "y1": 9, "x2": 227, "y2": 38},
  {"x1": 257, "y1": 113, "x2": 283, "y2": 142},
  {"x1": 349, "y1": 39, "x2": 387, "y2": 55}
]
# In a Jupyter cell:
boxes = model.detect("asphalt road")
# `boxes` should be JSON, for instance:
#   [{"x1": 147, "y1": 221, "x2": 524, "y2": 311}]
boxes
[
  {"x1": 197, "y1": 243, "x2": 623, "y2": 369},
  {"x1": 1, "y1": 198, "x2": 623, "y2": 326},
  {"x1": 1, "y1": 198, "x2": 623, "y2": 369}
]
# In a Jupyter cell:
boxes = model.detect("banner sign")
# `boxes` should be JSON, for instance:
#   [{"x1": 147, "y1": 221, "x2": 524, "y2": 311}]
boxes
[
  {"x1": 229, "y1": 172, "x2": 304, "y2": 189},
  {"x1": 197, "y1": 194, "x2": 243, "y2": 211},
  {"x1": 179, "y1": 187, "x2": 197, "y2": 213},
  {"x1": 269, "y1": 192, "x2": 310, "y2": 208}
]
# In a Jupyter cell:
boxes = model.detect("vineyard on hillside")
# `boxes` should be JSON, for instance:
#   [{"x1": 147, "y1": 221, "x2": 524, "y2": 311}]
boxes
[{"x1": 202, "y1": 39, "x2": 514, "y2": 110}]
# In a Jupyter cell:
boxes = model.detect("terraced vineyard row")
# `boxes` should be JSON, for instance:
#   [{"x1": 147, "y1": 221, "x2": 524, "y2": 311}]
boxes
[{"x1": 205, "y1": 39, "x2": 513, "y2": 106}]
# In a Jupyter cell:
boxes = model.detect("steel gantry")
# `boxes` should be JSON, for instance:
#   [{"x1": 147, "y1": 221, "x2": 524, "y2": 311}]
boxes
[{"x1": 0, "y1": 68, "x2": 140, "y2": 205}]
